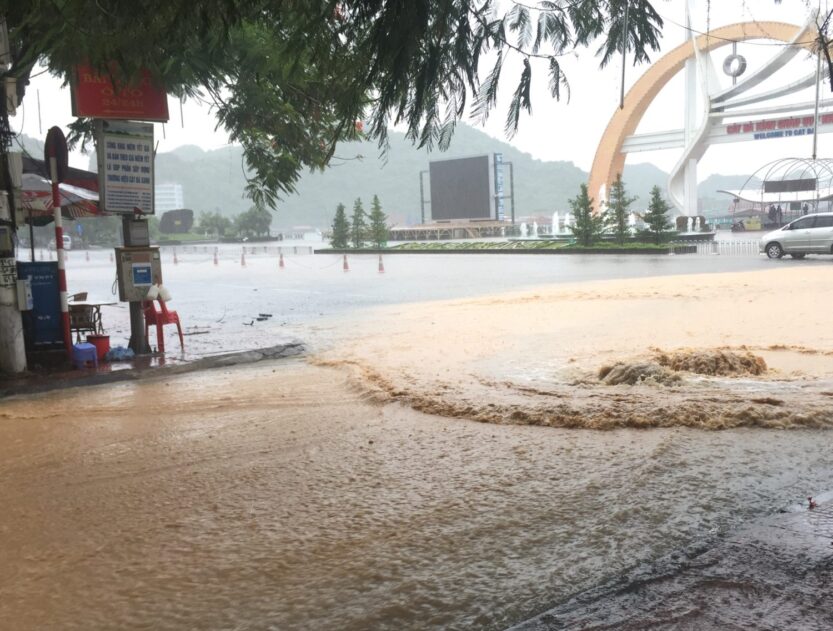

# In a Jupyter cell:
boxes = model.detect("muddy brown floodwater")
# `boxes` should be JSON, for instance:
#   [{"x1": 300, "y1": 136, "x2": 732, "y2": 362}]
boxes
[{"x1": 2, "y1": 266, "x2": 833, "y2": 629}]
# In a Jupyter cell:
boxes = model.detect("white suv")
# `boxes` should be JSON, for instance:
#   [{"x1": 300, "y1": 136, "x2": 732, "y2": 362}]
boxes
[{"x1": 760, "y1": 212, "x2": 833, "y2": 259}]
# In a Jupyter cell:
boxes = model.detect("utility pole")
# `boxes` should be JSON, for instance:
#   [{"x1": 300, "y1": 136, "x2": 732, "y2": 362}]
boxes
[
  {"x1": 812, "y1": 41, "x2": 822, "y2": 160},
  {"x1": 0, "y1": 17, "x2": 27, "y2": 373},
  {"x1": 419, "y1": 170, "x2": 429, "y2": 224},
  {"x1": 619, "y1": 0, "x2": 630, "y2": 110}
]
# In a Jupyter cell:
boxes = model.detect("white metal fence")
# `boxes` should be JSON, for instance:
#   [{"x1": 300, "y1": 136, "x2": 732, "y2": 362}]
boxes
[{"x1": 670, "y1": 240, "x2": 761, "y2": 256}]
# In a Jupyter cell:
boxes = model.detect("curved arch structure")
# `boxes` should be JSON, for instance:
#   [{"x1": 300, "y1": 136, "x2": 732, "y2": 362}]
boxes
[
  {"x1": 725, "y1": 157, "x2": 833, "y2": 204},
  {"x1": 587, "y1": 21, "x2": 815, "y2": 212}
]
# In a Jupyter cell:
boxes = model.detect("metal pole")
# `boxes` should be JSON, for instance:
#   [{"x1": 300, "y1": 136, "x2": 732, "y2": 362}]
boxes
[
  {"x1": 508, "y1": 162, "x2": 516, "y2": 224},
  {"x1": 50, "y1": 157, "x2": 72, "y2": 357},
  {"x1": 419, "y1": 170, "x2": 427, "y2": 224},
  {"x1": 28, "y1": 208, "x2": 34, "y2": 260},
  {"x1": 813, "y1": 45, "x2": 822, "y2": 160},
  {"x1": 122, "y1": 216, "x2": 149, "y2": 354},
  {"x1": 620, "y1": 0, "x2": 630, "y2": 109},
  {"x1": 128, "y1": 302, "x2": 147, "y2": 354}
]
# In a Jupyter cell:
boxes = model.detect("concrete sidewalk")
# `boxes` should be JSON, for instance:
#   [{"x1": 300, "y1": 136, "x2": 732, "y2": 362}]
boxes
[
  {"x1": 0, "y1": 342, "x2": 304, "y2": 399},
  {"x1": 512, "y1": 500, "x2": 833, "y2": 630}
]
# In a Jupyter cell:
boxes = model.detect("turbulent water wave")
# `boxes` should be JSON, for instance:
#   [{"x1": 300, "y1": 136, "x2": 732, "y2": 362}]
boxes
[
  {"x1": 313, "y1": 347, "x2": 833, "y2": 430},
  {"x1": 312, "y1": 268, "x2": 833, "y2": 431}
]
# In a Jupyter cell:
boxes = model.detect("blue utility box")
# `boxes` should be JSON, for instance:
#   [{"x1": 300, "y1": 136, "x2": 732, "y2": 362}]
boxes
[{"x1": 17, "y1": 261, "x2": 63, "y2": 348}]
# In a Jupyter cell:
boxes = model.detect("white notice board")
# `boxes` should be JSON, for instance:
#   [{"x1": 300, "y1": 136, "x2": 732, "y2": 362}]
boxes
[{"x1": 96, "y1": 120, "x2": 154, "y2": 215}]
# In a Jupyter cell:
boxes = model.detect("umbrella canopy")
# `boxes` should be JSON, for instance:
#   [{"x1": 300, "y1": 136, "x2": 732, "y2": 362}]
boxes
[{"x1": 20, "y1": 173, "x2": 101, "y2": 226}]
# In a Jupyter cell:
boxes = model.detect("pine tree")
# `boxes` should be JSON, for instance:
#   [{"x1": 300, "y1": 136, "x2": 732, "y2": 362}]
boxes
[
  {"x1": 350, "y1": 198, "x2": 367, "y2": 249},
  {"x1": 367, "y1": 195, "x2": 389, "y2": 248},
  {"x1": 604, "y1": 174, "x2": 637, "y2": 246},
  {"x1": 569, "y1": 183, "x2": 603, "y2": 247},
  {"x1": 641, "y1": 186, "x2": 673, "y2": 245},
  {"x1": 330, "y1": 203, "x2": 349, "y2": 248}
]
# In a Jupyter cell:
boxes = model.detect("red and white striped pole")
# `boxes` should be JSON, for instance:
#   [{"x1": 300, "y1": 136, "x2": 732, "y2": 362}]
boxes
[{"x1": 50, "y1": 156, "x2": 72, "y2": 356}]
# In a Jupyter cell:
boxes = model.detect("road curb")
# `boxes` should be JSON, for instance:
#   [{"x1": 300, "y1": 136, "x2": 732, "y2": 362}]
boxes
[{"x1": 0, "y1": 342, "x2": 305, "y2": 399}]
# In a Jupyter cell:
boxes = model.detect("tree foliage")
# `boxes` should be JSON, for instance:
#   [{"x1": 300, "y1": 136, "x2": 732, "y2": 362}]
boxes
[
  {"x1": 604, "y1": 173, "x2": 637, "y2": 245},
  {"x1": 569, "y1": 183, "x2": 603, "y2": 247},
  {"x1": 350, "y1": 198, "x2": 367, "y2": 248},
  {"x1": 2, "y1": 1, "x2": 666, "y2": 208},
  {"x1": 234, "y1": 205, "x2": 273, "y2": 238},
  {"x1": 198, "y1": 211, "x2": 233, "y2": 237},
  {"x1": 367, "y1": 194, "x2": 388, "y2": 248},
  {"x1": 641, "y1": 185, "x2": 672, "y2": 245},
  {"x1": 75, "y1": 215, "x2": 121, "y2": 246},
  {"x1": 330, "y1": 203, "x2": 350, "y2": 248}
]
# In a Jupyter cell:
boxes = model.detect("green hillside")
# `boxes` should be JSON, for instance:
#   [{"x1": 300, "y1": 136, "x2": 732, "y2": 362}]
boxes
[
  {"x1": 146, "y1": 125, "x2": 673, "y2": 229},
  {"x1": 17, "y1": 128, "x2": 756, "y2": 229}
]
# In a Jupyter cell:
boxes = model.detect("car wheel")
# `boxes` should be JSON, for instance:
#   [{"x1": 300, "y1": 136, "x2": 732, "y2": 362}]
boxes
[
  {"x1": 765, "y1": 242, "x2": 783, "y2": 259},
  {"x1": 791, "y1": 253, "x2": 806, "y2": 260}
]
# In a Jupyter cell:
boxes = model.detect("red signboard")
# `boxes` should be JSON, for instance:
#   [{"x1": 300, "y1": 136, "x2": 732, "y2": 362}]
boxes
[{"x1": 71, "y1": 65, "x2": 169, "y2": 122}]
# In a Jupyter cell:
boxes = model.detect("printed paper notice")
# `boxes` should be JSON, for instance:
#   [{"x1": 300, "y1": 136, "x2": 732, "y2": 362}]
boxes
[{"x1": 97, "y1": 120, "x2": 155, "y2": 215}]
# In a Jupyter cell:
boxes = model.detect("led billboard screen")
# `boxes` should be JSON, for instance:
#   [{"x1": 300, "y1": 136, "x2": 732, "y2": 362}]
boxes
[{"x1": 429, "y1": 155, "x2": 491, "y2": 220}]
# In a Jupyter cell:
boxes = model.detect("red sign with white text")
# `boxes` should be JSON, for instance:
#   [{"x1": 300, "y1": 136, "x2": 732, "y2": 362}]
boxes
[{"x1": 71, "y1": 65, "x2": 169, "y2": 122}]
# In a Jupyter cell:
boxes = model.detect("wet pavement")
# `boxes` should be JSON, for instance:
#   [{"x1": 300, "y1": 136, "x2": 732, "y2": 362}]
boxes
[
  {"x1": 513, "y1": 500, "x2": 833, "y2": 630},
  {"x1": 0, "y1": 342, "x2": 304, "y2": 398}
]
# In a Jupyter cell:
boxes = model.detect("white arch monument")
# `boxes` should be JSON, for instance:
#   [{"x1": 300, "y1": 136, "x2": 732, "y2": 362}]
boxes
[{"x1": 588, "y1": 12, "x2": 830, "y2": 214}]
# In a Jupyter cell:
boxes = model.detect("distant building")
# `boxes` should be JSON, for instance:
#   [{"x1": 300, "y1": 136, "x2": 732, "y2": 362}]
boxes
[{"x1": 155, "y1": 183, "x2": 185, "y2": 212}]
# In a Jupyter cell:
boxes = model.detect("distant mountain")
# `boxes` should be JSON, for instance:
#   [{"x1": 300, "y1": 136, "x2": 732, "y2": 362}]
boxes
[
  {"x1": 145, "y1": 125, "x2": 666, "y2": 229},
  {"x1": 17, "y1": 129, "x2": 758, "y2": 228},
  {"x1": 16, "y1": 133, "x2": 44, "y2": 157},
  {"x1": 621, "y1": 162, "x2": 669, "y2": 207},
  {"x1": 698, "y1": 173, "x2": 762, "y2": 214}
]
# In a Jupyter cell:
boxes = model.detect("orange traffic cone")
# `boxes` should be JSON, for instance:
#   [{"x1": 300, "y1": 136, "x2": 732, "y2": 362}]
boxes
[
  {"x1": 378, "y1": 254, "x2": 385, "y2": 273},
  {"x1": 279, "y1": 252, "x2": 285, "y2": 269},
  {"x1": 343, "y1": 254, "x2": 349, "y2": 272}
]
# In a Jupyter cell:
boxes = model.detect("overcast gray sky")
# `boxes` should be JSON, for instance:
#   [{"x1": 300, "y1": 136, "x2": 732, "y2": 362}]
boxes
[{"x1": 11, "y1": 0, "x2": 830, "y2": 179}]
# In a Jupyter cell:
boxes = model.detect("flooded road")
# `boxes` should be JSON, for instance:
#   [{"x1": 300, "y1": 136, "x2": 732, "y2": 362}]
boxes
[
  {"x1": 4, "y1": 249, "x2": 833, "y2": 628},
  {"x1": 2, "y1": 361, "x2": 833, "y2": 630},
  {"x1": 44, "y1": 240, "x2": 827, "y2": 358}
]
